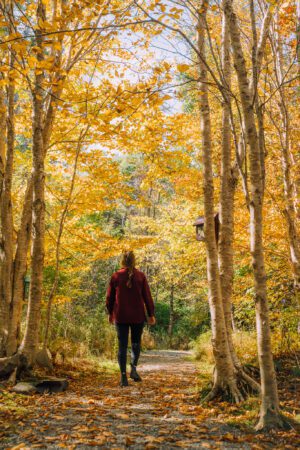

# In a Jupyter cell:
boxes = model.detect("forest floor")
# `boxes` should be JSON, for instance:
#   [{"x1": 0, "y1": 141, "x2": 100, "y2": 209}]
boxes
[{"x1": 0, "y1": 350, "x2": 299, "y2": 449}]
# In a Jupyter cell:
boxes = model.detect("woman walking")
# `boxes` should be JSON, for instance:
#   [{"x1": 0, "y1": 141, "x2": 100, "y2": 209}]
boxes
[{"x1": 106, "y1": 251, "x2": 156, "y2": 387}]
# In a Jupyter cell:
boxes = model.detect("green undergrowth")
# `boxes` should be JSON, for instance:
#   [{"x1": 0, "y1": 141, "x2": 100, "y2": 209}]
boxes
[
  {"x1": 0, "y1": 391, "x2": 28, "y2": 415},
  {"x1": 191, "y1": 329, "x2": 300, "y2": 366},
  {"x1": 190, "y1": 330, "x2": 258, "y2": 365},
  {"x1": 223, "y1": 397, "x2": 260, "y2": 429},
  {"x1": 53, "y1": 355, "x2": 119, "y2": 378},
  {"x1": 0, "y1": 390, "x2": 29, "y2": 435}
]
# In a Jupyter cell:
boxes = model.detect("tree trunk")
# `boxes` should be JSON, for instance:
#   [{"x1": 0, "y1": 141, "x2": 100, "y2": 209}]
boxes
[
  {"x1": 297, "y1": 0, "x2": 300, "y2": 70},
  {"x1": 218, "y1": 1, "x2": 260, "y2": 395},
  {"x1": 0, "y1": 1, "x2": 34, "y2": 361},
  {"x1": 219, "y1": 0, "x2": 236, "y2": 363},
  {"x1": 0, "y1": 87, "x2": 7, "y2": 352},
  {"x1": 19, "y1": 1, "x2": 46, "y2": 365},
  {"x1": 168, "y1": 284, "x2": 174, "y2": 347},
  {"x1": 271, "y1": 21, "x2": 300, "y2": 291},
  {"x1": 6, "y1": 30, "x2": 66, "y2": 359},
  {"x1": 6, "y1": 180, "x2": 33, "y2": 356},
  {"x1": 224, "y1": 0, "x2": 287, "y2": 430},
  {"x1": 0, "y1": 53, "x2": 15, "y2": 356},
  {"x1": 197, "y1": 0, "x2": 243, "y2": 403},
  {"x1": 249, "y1": 0, "x2": 267, "y2": 194},
  {"x1": 0, "y1": 88, "x2": 6, "y2": 199}
]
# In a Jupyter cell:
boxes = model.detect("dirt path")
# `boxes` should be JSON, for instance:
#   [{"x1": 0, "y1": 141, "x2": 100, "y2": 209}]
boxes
[{"x1": 1, "y1": 350, "x2": 298, "y2": 449}]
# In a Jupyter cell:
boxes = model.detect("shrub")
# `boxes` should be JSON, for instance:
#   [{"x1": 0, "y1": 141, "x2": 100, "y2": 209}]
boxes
[
  {"x1": 190, "y1": 331, "x2": 214, "y2": 363},
  {"x1": 191, "y1": 330, "x2": 258, "y2": 365}
]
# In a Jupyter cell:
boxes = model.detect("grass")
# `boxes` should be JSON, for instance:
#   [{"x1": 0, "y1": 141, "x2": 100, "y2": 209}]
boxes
[
  {"x1": 53, "y1": 355, "x2": 119, "y2": 377},
  {"x1": 0, "y1": 390, "x2": 30, "y2": 437},
  {"x1": 0, "y1": 391, "x2": 28, "y2": 415},
  {"x1": 224, "y1": 397, "x2": 260, "y2": 429}
]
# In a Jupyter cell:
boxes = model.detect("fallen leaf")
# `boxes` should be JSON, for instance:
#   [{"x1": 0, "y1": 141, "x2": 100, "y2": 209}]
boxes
[
  {"x1": 125, "y1": 436, "x2": 135, "y2": 445},
  {"x1": 222, "y1": 433, "x2": 235, "y2": 441},
  {"x1": 115, "y1": 413, "x2": 129, "y2": 419},
  {"x1": 9, "y1": 445, "x2": 30, "y2": 450}
]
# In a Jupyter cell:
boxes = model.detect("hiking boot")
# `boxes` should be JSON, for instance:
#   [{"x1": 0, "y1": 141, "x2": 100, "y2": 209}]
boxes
[
  {"x1": 120, "y1": 373, "x2": 129, "y2": 387},
  {"x1": 130, "y1": 363, "x2": 142, "y2": 382}
]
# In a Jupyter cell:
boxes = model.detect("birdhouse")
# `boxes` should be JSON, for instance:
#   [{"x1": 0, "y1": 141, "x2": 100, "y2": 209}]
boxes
[
  {"x1": 24, "y1": 274, "x2": 31, "y2": 299},
  {"x1": 193, "y1": 216, "x2": 205, "y2": 241},
  {"x1": 193, "y1": 213, "x2": 220, "y2": 243}
]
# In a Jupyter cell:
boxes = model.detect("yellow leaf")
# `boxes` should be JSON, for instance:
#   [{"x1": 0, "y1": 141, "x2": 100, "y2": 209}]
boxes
[
  {"x1": 177, "y1": 64, "x2": 190, "y2": 73},
  {"x1": 53, "y1": 41, "x2": 62, "y2": 51},
  {"x1": 223, "y1": 433, "x2": 235, "y2": 441},
  {"x1": 10, "y1": 444, "x2": 30, "y2": 450},
  {"x1": 27, "y1": 56, "x2": 37, "y2": 68},
  {"x1": 115, "y1": 413, "x2": 129, "y2": 419}
]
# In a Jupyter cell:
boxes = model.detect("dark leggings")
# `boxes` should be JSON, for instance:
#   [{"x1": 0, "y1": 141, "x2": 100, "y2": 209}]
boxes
[{"x1": 115, "y1": 322, "x2": 144, "y2": 373}]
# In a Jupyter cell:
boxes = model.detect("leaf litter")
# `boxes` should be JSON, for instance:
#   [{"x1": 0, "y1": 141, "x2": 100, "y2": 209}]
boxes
[{"x1": 0, "y1": 350, "x2": 299, "y2": 449}]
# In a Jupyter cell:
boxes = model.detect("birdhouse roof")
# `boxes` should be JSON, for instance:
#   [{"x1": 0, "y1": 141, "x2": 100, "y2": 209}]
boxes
[
  {"x1": 193, "y1": 213, "x2": 219, "y2": 226},
  {"x1": 193, "y1": 216, "x2": 205, "y2": 226}
]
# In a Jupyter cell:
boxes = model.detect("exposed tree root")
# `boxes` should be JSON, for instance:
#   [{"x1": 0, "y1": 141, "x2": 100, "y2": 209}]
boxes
[
  {"x1": 200, "y1": 365, "x2": 260, "y2": 404},
  {"x1": 242, "y1": 363, "x2": 260, "y2": 379},
  {"x1": 7, "y1": 367, "x2": 17, "y2": 385},
  {"x1": 36, "y1": 347, "x2": 54, "y2": 372},
  {"x1": 201, "y1": 378, "x2": 245, "y2": 404},
  {"x1": 0, "y1": 353, "x2": 28, "y2": 379},
  {"x1": 236, "y1": 368, "x2": 260, "y2": 394},
  {"x1": 0, "y1": 348, "x2": 54, "y2": 382},
  {"x1": 255, "y1": 409, "x2": 293, "y2": 431}
]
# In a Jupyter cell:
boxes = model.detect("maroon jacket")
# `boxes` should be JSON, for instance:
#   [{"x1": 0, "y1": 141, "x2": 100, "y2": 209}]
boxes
[{"x1": 106, "y1": 268, "x2": 155, "y2": 324}]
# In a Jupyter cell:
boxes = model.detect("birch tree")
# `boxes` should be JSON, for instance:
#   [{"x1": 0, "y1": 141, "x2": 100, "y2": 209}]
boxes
[
  {"x1": 268, "y1": 15, "x2": 300, "y2": 292},
  {"x1": 224, "y1": 0, "x2": 288, "y2": 430},
  {"x1": 18, "y1": 0, "x2": 47, "y2": 365},
  {"x1": 197, "y1": 0, "x2": 243, "y2": 402}
]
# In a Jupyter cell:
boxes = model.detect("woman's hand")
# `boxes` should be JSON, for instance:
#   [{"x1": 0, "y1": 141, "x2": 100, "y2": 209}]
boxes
[{"x1": 147, "y1": 316, "x2": 156, "y2": 326}]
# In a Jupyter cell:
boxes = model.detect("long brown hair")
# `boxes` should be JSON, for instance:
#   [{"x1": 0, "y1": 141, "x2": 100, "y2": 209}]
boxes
[{"x1": 121, "y1": 251, "x2": 136, "y2": 288}]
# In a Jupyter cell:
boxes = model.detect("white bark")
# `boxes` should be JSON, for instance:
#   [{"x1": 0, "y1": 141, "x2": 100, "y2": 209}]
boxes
[
  {"x1": 6, "y1": 180, "x2": 33, "y2": 356},
  {"x1": 198, "y1": 0, "x2": 242, "y2": 402},
  {"x1": 219, "y1": 1, "x2": 260, "y2": 394},
  {"x1": 224, "y1": 0, "x2": 285, "y2": 429},
  {"x1": 271, "y1": 20, "x2": 300, "y2": 291},
  {"x1": 0, "y1": 87, "x2": 7, "y2": 352},
  {"x1": 219, "y1": 0, "x2": 236, "y2": 360},
  {"x1": 19, "y1": 1, "x2": 47, "y2": 364}
]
